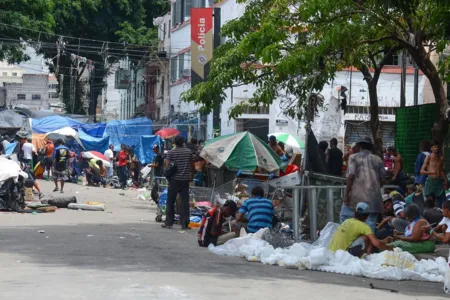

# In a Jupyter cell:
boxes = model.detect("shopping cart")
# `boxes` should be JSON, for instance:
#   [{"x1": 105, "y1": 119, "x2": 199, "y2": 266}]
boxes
[
  {"x1": 153, "y1": 176, "x2": 169, "y2": 222},
  {"x1": 211, "y1": 176, "x2": 271, "y2": 205}
]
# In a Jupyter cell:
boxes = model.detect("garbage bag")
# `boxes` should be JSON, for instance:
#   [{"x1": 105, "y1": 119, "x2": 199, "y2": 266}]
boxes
[
  {"x1": 311, "y1": 222, "x2": 340, "y2": 249},
  {"x1": 262, "y1": 224, "x2": 295, "y2": 249},
  {"x1": 41, "y1": 196, "x2": 77, "y2": 208},
  {"x1": 68, "y1": 203, "x2": 106, "y2": 211}
]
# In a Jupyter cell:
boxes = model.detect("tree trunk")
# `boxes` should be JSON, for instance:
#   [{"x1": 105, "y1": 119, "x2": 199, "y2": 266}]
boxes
[{"x1": 360, "y1": 64, "x2": 383, "y2": 156}]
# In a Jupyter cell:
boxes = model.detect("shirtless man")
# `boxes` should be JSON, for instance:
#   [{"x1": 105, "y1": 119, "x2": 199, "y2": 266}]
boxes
[
  {"x1": 392, "y1": 148, "x2": 403, "y2": 182},
  {"x1": 421, "y1": 140, "x2": 449, "y2": 208}
]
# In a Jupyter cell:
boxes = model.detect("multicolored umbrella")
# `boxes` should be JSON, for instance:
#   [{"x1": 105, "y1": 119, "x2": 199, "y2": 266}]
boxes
[
  {"x1": 155, "y1": 128, "x2": 180, "y2": 139},
  {"x1": 201, "y1": 132, "x2": 283, "y2": 172},
  {"x1": 81, "y1": 151, "x2": 111, "y2": 167},
  {"x1": 269, "y1": 132, "x2": 304, "y2": 152}
]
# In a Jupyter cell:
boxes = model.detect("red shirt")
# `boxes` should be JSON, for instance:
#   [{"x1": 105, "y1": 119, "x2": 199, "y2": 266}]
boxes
[{"x1": 118, "y1": 150, "x2": 127, "y2": 167}]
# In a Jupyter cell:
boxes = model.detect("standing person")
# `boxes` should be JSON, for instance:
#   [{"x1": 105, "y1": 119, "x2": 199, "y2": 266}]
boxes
[
  {"x1": 384, "y1": 147, "x2": 395, "y2": 175},
  {"x1": 391, "y1": 148, "x2": 407, "y2": 191},
  {"x1": 148, "y1": 144, "x2": 164, "y2": 177},
  {"x1": 342, "y1": 137, "x2": 386, "y2": 233},
  {"x1": 341, "y1": 144, "x2": 353, "y2": 176},
  {"x1": 129, "y1": 147, "x2": 140, "y2": 185},
  {"x1": 415, "y1": 140, "x2": 431, "y2": 187},
  {"x1": 318, "y1": 140, "x2": 329, "y2": 163},
  {"x1": 104, "y1": 144, "x2": 115, "y2": 178},
  {"x1": 162, "y1": 135, "x2": 193, "y2": 229},
  {"x1": 268, "y1": 135, "x2": 285, "y2": 156},
  {"x1": 326, "y1": 138, "x2": 343, "y2": 176},
  {"x1": 44, "y1": 139, "x2": 54, "y2": 180},
  {"x1": 21, "y1": 137, "x2": 35, "y2": 169},
  {"x1": 52, "y1": 139, "x2": 69, "y2": 193},
  {"x1": 421, "y1": 140, "x2": 449, "y2": 208},
  {"x1": 117, "y1": 144, "x2": 128, "y2": 189}
]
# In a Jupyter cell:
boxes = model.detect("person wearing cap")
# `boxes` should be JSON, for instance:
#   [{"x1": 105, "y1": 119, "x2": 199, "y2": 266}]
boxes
[
  {"x1": 268, "y1": 135, "x2": 285, "y2": 157},
  {"x1": 148, "y1": 144, "x2": 164, "y2": 178},
  {"x1": 329, "y1": 202, "x2": 392, "y2": 256},
  {"x1": 342, "y1": 136, "x2": 386, "y2": 233}
]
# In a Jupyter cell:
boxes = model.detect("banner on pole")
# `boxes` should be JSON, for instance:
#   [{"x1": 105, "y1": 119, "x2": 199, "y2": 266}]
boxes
[{"x1": 191, "y1": 7, "x2": 213, "y2": 86}]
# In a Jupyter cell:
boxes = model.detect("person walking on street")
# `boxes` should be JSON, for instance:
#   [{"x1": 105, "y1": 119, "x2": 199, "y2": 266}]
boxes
[
  {"x1": 117, "y1": 144, "x2": 128, "y2": 189},
  {"x1": 326, "y1": 138, "x2": 343, "y2": 177},
  {"x1": 162, "y1": 135, "x2": 193, "y2": 229},
  {"x1": 52, "y1": 139, "x2": 69, "y2": 193},
  {"x1": 342, "y1": 137, "x2": 386, "y2": 233},
  {"x1": 44, "y1": 139, "x2": 55, "y2": 179},
  {"x1": 104, "y1": 144, "x2": 115, "y2": 178},
  {"x1": 421, "y1": 140, "x2": 449, "y2": 208}
]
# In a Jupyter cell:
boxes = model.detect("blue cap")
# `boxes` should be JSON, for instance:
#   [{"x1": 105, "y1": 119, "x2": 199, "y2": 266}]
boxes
[{"x1": 356, "y1": 202, "x2": 370, "y2": 214}]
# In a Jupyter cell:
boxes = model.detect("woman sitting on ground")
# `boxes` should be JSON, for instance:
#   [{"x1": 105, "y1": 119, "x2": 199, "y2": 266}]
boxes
[{"x1": 389, "y1": 204, "x2": 435, "y2": 254}]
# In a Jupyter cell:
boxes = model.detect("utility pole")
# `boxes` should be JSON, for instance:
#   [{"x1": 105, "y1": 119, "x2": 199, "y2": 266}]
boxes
[
  {"x1": 70, "y1": 54, "x2": 77, "y2": 114},
  {"x1": 100, "y1": 42, "x2": 108, "y2": 122},
  {"x1": 400, "y1": 50, "x2": 407, "y2": 107}
]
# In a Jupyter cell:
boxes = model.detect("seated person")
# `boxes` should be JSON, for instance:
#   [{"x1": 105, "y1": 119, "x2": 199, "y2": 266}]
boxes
[
  {"x1": 329, "y1": 202, "x2": 392, "y2": 257},
  {"x1": 236, "y1": 186, "x2": 275, "y2": 234},
  {"x1": 423, "y1": 194, "x2": 443, "y2": 226},
  {"x1": 389, "y1": 204, "x2": 435, "y2": 254},
  {"x1": 86, "y1": 159, "x2": 106, "y2": 187},
  {"x1": 427, "y1": 201, "x2": 450, "y2": 244},
  {"x1": 19, "y1": 161, "x2": 43, "y2": 199},
  {"x1": 377, "y1": 194, "x2": 408, "y2": 234},
  {"x1": 405, "y1": 185, "x2": 425, "y2": 213},
  {"x1": 198, "y1": 200, "x2": 237, "y2": 247}
]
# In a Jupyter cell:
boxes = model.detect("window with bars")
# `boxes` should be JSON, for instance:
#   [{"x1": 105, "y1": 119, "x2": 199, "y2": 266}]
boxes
[
  {"x1": 346, "y1": 106, "x2": 396, "y2": 115},
  {"x1": 178, "y1": 54, "x2": 185, "y2": 79}
]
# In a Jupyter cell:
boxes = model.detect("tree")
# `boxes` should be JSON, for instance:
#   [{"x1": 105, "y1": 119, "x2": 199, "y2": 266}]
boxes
[{"x1": 0, "y1": 0, "x2": 169, "y2": 116}]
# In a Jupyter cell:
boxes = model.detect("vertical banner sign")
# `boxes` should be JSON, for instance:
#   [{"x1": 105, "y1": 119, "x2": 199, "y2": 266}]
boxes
[{"x1": 191, "y1": 8, "x2": 213, "y2": 87}]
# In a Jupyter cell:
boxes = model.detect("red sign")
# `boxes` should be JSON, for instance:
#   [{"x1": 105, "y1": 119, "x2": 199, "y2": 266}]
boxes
[{"x1": 191, "y1": 8, "x2": 213, "y2": 81}]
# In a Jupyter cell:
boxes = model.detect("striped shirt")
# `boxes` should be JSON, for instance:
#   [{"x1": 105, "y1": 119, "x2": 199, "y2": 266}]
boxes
[
  {"x1": 238, "y1": 197, "x2": 275, "y2": 233},
  {"x1": 393, "y1": 200, "x2": 406, "y2": 217},
  {"x1": 168, "y1": 146, "x2": 193, "y2": 181}
]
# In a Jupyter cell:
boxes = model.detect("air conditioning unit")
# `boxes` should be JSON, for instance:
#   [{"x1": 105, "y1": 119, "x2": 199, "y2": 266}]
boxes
[{"x1": 181, "y1": 69, "x2": 190, "y2": 78}]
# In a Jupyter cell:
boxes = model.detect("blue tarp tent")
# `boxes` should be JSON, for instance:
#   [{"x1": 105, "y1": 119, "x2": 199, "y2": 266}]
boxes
[
  {"x1": 5, "y1": 142, "x2": 17, "y2": 156},
  {"x1": 32, "y1": 116, "x2": 84, "y2": 134},
  {"x1": 78, "y1": 129, "x2": 110, "y2": 153},
  {"x1": 105, "y1": 118, "x2": 152, "y2": 150},
  {"x1": 136, "y1": 135, "x2": 163, "y2": 164},
  {"x1": 79, "y1": 123, "x2": 106, "y2": 138}
]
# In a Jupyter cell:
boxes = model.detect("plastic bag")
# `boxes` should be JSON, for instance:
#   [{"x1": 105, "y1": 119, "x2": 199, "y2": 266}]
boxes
[
  {"x1": 311, "y1": 222, "x2": 340, "y2": 249},
  {"x1": 444, "y1": 250, "x2": 450, "y2": 294}
]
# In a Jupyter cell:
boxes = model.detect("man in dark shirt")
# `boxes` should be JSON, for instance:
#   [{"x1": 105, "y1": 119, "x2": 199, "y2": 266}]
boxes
[
  {"x1": 148, "y1": 144, "x2": 164, "y2": 177},
  {"x1": 326, "y1": 138, "x2": 343, "y2": 176},
  {"x1": 52, "y1": 139, "x2": 69, "y2": 193},
  {"x1": 162, "y1": 135, "x2": 193, "y2": 229}
]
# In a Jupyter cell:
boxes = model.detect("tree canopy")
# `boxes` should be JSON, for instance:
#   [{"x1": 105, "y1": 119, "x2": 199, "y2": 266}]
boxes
[
  {"x1": 0, "y1": 0, "x2": 169, "y2": 114},
  {"x1": 182, "y1": 0, "x2": 450, "y2": 142}
]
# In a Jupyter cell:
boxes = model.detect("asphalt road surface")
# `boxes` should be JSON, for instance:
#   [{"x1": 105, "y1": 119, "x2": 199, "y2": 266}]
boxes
[{"x1": 0, "y1": 180, "x2": 447, "y2": 300}]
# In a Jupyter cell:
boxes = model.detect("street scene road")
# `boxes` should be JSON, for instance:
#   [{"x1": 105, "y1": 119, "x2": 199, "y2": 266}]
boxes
[{"x1": 0, "y1": 181, "x2": 445, "y2": 300}]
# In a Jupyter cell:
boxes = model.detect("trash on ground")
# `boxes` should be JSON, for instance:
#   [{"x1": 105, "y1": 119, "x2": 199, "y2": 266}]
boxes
[
  {"x1": 67, "y1": 202, "x2": 106, "y2": 211},
  {"x1": 38, "y1": 230, "x2": 45, "y2": 234}
]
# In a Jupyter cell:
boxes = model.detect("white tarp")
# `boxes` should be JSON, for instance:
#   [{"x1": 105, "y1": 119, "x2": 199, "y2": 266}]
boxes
[
  {"x1": 0, "y1": 157, "x2": 28, "y2": 184},
  {"x1": 208, "y1": 222, "x2": 447, "y2": 283}
]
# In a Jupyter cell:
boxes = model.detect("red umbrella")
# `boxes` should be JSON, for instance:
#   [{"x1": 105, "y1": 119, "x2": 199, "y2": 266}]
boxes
[
  {"x1": 155, "y1": 128, "x2": 180, "y2": 139},
  {"x1": 81, "y1": 151, "x2": 111, "y2": 167}
]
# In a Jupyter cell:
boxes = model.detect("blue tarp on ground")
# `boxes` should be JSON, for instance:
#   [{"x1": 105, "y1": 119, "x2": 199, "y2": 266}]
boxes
[
  {"x1": 136, "y1": 135, "x2": 163, "y2": 164},
  {"x1": 32, "y1": 116, "x2": 85, "y2": 134},
  {"x1": 79, "y1": 123, "x2": 106, "y2": 138},
  {"x1": 105, "y1": 118, "x2": 152, "y2": 150},
  {"x1": 78, "y1": 129, "x2": 110, "y2": 153}
]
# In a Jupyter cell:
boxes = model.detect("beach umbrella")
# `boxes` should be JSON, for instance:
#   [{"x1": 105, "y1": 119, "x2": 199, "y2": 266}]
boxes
[
  {"x1": 200, "y1": 132, "x2": 283, "y2": 172},
  {"x1": 155, "y1": 128, "x2": 180, "y2": 139},
  {"x1": 81, "y1": 151, "x2": 111, "y2": 167},
  {"x1": 268, "y1": 132, "x2": 305, "y2": 152}
]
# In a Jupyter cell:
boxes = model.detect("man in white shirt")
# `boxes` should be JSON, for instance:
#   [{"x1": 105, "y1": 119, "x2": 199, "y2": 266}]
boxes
[
  {"x1": 104, "y1": 144, "x2": 115, "y2": 178},
  {"x1": 21, "y1": 137, "x2": 35, "y2": 169}
]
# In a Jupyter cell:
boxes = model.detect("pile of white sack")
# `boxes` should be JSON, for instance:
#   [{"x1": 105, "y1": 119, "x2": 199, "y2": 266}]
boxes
[{"x1": 208, "y1": 222, "x2": 449, "y2": 283}]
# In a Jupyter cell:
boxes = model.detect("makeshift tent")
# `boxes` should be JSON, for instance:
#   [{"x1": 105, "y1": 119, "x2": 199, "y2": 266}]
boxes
[
  {"x1": 32, "y1": 134, "x2": 47, "y2": 152},
  {"x1": 31, "y1": 115, "x2": 84, "y2": 134},
  {"x1": 136, "y1": 135, "x2": 163, "y2": 164},
  {"x1": 45, "y1": 127, "x2": 85, "y2": 154},
  {"x1": 105, "y1": 117, "x2": 152, "y2": 150},
  {"x1": 80, "y1": 122, "x2": 106, "y2": 138},
  {"x1": 14, "y1": 108, "x2": 56, "y2": 119},
  {"x1": 0, "y1": 110, "x2": 31, "y2": 136},
  {"x1": 78, "y1": 129, "x2": 110, "y2": 153},
  {"x1": 4, "y1": 142, "x2": 18, "y2": 156}
]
